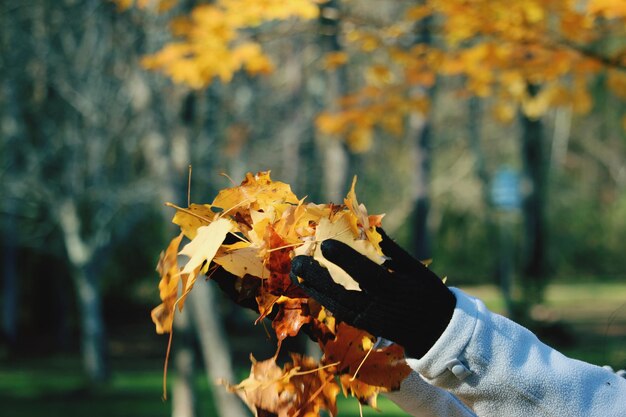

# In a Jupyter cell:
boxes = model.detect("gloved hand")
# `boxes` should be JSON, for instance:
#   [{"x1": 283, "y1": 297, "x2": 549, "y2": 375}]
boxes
[
  {"x1": 289, "y1": 229, "x2": 456, "y2": 359},
  {"x1": 211, "y1": 265, "x2": 262, "y2": 313}
]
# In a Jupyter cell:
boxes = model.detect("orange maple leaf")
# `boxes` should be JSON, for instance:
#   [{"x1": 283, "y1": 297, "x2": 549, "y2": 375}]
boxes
[{"x1": 322, "y1": 322, "x2": 411, "y2": 391}]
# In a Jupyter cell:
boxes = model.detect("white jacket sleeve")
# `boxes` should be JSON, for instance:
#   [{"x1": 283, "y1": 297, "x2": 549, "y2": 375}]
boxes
[
  {"x1": 384, "y1": 369, "x2": 477, "y2": 417},
  {"x1": 402, "y1": 288, "x2": 626, "y2": 417}
]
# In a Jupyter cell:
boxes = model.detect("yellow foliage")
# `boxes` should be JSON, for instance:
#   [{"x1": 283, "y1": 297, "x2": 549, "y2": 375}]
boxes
[
  {"x1": 588, "y1": 0, "x2": 626, "y2": 18},
  {"x1": 607, "y1": 70, "x2": 626, "y2": 100},
  {"x1": 406, "y1": 4, "x2": 433, "y2": 21},
  {"x1": 366, "y1": 65, "x2": 395, "y2": 86},
  {"x1": 323, "y1": 51, "x2": 349, "y2": 70},
  {"x1": 112, "y1": 0, "x2": 178, "y2": 12},
  {"x1": 571, "y1": 77, "x2": 593, "y2": 114},
  {"x1": 347, "y1": 126, "x2": 374, "y2": 153},
  {"x1": 493, "y1": 101, "x2": 517, "y2": 124},
  {"x1": 126, "y1": 0, "x2": 626, "y2": 149},
  {"x1": 521, "y1": 88, "x2": 552, "y2": 119},
  {"x1": 136, "y1": 0, "x2": 319, "y2": 87},
  {"x1": 316, "y1": 112, "x2": 349, "y2": 135}
]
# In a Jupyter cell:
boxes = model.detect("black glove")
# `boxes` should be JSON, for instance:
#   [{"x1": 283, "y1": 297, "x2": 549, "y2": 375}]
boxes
[
  {"x1": 289, "y1": 230, "x2": 456, "y2": 359},
  {"x1": 211, "y1": 265, "x2": 262, "y2": 313}
]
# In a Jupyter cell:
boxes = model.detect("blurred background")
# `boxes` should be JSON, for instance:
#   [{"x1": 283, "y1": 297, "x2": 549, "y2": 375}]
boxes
[{"x1": 1, "y1": 0, "x2": 625, "y2": 416}]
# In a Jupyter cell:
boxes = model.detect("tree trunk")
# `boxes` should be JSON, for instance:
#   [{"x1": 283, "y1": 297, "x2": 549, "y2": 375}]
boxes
[
  {"x1": 188, "y1": 281, "x2": 248, "y2": 417},
  {"x1": 409, "y1": 14, "x2": 435, "y2": 260},
  {"x1": 72, "y1": 264, "x2": 108, "y2": 382},
  {"x1": 2, "y1": 205, "x2": 19, "y2": 346},
  {"x1": 318, "y1": 0, "x2": 351, "y2": 202},
  {"x1": 520, "y1": 84, "x2": 549, "y2": 305},
  {"x1": 1, "y1": 17, "x2": 20, "y2": 348},
  {"x1": 172, "y1": 308, "x2": 196, "y2": 417},
  {"x1": 280, "y1": 47, "x2": 306, "y2": 184},
  {"x1": 409, "y1": 117, "x2": 433, "y2": 260},
  {"x1": 58, "y1": 199, "x2": 108, "y2": 382},
  {"x1": 468, "y1": 97, "x2": 516, "y2": 316}
]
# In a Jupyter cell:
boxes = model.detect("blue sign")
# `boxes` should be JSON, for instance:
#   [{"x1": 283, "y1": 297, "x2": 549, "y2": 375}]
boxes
[{"x1": 491, "y1": 167, "x2": 521, "y2": 210}]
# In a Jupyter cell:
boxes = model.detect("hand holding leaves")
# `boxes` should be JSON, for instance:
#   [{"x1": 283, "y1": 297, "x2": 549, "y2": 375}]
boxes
[{"x1": 290, "y1": 229, "x2": 456, "y2": 359}]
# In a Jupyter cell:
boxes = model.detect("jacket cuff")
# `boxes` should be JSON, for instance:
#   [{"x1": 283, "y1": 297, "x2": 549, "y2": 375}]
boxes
[{"x1": 410, "y1": 287, "x2": 480, "y2": 380}]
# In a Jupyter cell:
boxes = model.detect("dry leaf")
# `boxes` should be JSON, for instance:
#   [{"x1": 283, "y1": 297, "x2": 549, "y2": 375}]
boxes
[
  {"x1": 151, "y1": 233, "x2": 183, "y2": 334},
  {"x1": 272, "y1": 298, "x2": 311, "y2": 343},
  {"x1": 155, "y1": 171, "x2": 409, "y2": 416},
  {"x1": 295, "y1": 215, "x2": 383, "y2": 291},
  {"x1": 322, "y1": 323, "x2": 410, "y2": 390},
  {"x1": 212, "y1": 171, "x2": 299, "y2": 212},
  {"x1": 224, "y1": 354, "x2": 339, "y2": 417},
  {"x1": 172, "y1": 204, "x2": 216, "y2": 239},
  {"x1": 214, "y1": 242, "x2": 270, "y2": 278},
  {"x1": 179, "y1": 217, "x2": 234, "y2": 276}
]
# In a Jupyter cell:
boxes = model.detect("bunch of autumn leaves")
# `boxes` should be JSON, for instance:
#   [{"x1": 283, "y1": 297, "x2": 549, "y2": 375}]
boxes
[{"x1": 153, "y1": 171, "x2": 411, "y2": 417}]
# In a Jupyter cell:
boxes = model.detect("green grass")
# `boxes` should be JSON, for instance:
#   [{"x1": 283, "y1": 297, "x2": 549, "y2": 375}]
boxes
[
  {"x1": 0, "y1": 354, "x2": 405, "y2": 417},
  {"x1": 1, "y1": 282, "x2": 624, "y2": 417},
  {"x1": 462, "y1": 282, "x2": 626, "y2": 369},
  {"x1": 0, "y1": 356, "x2": 174, "y2": 417}
]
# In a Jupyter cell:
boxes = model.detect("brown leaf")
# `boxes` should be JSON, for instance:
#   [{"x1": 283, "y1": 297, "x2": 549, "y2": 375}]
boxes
[
  {"x1": 322, "y1": 323, "x2": 411, "y2": 390},
  {"x1": 272, "y1": 298, "x2": 311, "y2": 343},
  {"x1": 224, "y1": 354, "x2": 339, "y2": 417}
]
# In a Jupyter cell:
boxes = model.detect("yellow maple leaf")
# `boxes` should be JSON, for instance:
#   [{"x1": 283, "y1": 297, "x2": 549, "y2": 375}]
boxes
[
  {"x1": 179, "y1": 217, "x2": 234, "y2": 278},
  {"x1": 151, "y1": 233, "x2": 183, "y2": 334},
  {"x1": 295, "y1": 215, "x2": 384, "y2": 291},
  {"x1": 172, "y1": 204, "x2": 216, "y2": 240},
  {"x1": 212, "y1": 171, "x2": 299, "y2": 212},
  {"x1": 214, "y1": 242, "x2": 271, "y2": 278}
]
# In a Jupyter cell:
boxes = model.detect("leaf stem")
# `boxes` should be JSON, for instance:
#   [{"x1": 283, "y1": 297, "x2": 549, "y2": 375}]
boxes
[
  {"x1": 164, "y1": 202, "x2": 213, "y2": 223},
  {"x1": 349, "y1": 342, "x2": 375, "y2": 382}
]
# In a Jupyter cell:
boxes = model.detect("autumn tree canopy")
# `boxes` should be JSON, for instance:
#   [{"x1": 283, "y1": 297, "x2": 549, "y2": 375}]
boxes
[{"x1": 116, "y1": 0, "x2": 626, "y2": 151}]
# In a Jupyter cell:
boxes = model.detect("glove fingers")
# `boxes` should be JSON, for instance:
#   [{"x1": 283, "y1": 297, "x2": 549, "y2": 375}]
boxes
[
  {"x1": 377, "y1": 227, "x2": 425, "y2": 272},
  {"x1": 290, "y1": 255, "x2": 365, "y2": 323},
  {"x1": 376, "y1": 228, "x2": 443, "y2": 282},
  {"x1": 320, "y1": 240, "x2": 388, "y2": 292}
]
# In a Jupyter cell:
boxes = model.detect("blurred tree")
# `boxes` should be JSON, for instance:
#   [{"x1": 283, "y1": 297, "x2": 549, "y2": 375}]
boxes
[
  {"x1": 1, "y1": 0, "x2": 185, "y2": 382},
  {"x1": 408, "y1": 13, "x2": 435, "y2": 260},
  {"x1": 317, "y1": 0, "x2": 352, "y2": 201}
]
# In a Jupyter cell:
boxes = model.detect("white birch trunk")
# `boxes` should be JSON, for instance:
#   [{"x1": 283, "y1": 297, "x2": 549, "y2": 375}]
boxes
[
  {"x1": 58, "y1": 199, "x2": 108, "y2": 382},
  {"x1": 188, "y1": 281, "x2": 249, "y2": 417}
]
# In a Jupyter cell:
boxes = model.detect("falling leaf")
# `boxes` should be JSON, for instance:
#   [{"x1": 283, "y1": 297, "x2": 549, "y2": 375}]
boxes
[{"x1": 151, "y1": 233, "x2": 183, "y2": 334}]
